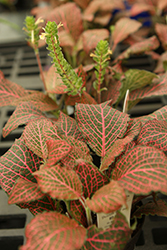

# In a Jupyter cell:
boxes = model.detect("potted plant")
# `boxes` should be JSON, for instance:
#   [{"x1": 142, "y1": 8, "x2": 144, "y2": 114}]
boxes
[{"x1": 0, "y1": 16, "x2": 167, "y2": 250}]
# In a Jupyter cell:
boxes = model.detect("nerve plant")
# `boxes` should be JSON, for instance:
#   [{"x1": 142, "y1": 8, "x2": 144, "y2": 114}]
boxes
[{"x1": 0, "y1": 18, "x2": 167, "y2": 250}]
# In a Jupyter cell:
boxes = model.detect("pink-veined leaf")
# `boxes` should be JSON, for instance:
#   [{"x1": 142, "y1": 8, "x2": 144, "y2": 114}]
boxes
[
  {"x1": 18, "y1": 196, "x2": 57, "y2": 215},
  {"x1": 23, "y1": 119, "x2": 53, "y2": 159},
  {"x1": 56, "y1": 111, "x2": 85, "y2": 141},
  {"x1": 130, "y1": 3, "x2": 155, "y2": 16},
  {"x1": 74, "y1": 161, "x2": 109, "y2": 198},
  {"x1": 46, "y1": 139, "x2": 72, "y2": 166},
  {"x1": 67, "y1": 161, "x2": 109, "y2": 227},
  {"x1": 154, "y1": 51, "x2": 167, "y2": 73},
  {"x1": 133, "y1": 199, "x2": 167, "y2": 218},
  {"x1": 8, "y1": 178, "x2": 45, "y2": 204},
  {"x1": 75, "y1": 102, "x2": 129, "y2": 158},
  {"x1": 47, "y1": 3, "x2": 83, "y2": 43},
  {"x1": 73, "y1": 0, "x2": 91, "y2": 9},
  {"x1": 76, "y1": 64, "x2": 87, "y2": 88},
  {"x1": 129, "y1": 72, "x2": 167, "y2": 107},
  {"x1": 101, "y1": 78, "x2": 122, "y2": 104},
  {"x1": 0, "y1": 71, "x2": 27, "y2": 107},
  {"x1": 137, "y1": 119, "x2": 167, "y2": 152},
  {"x1": 66, "y1": 199, "x2": 88, "y2": 227},
  {"x1": 0, "y1": 137, "x2": 41, "y2": 195},
  {"x1": 112, "y1": 145, "x2": 167, "y2": 195},
  {"x1": 112, "y1": 17, "x2": 142, "y2": 52},
  {"x1": 81, "y1": 212, "x2": 131, "y2": 250},
  {"x1": 83, "y1": 0, "x2": 124, "y2": 22},
  {"x1": 82, "y1": 29, "x2": 109, "y2": 54},
  {"x1": 65, "y1": 91, "x2": 97, "y2": 106},
  {"x1": 155, "y1": 23, "x2": 167, "y2": 51},
  {"x1": 61, "y1": 136, "x2": 92, "y2": 168},
  {"x1": 157, "y1": 0, "x2": 167, "y2": 11},
  {"x1": 2, "y1": 102, "x2": 47, "y2": 138},
  {"x1": 115, "y1": 36, "x2": 160, "y2": 62},
  {"x1": 100, "y1": 120, "x2": 140, "y2": 171},
  {"x1": 34, "y1": 165, "x2": 83, "y2": 200},
  {"x1": 86, "y1": 180, "x2": 126, "y2": 213},
  {"x1": 45, "y1": 64, "x2": 68, "y2": 94},
  {"x1": 13, "y1": 91, "x2": 58, "y2": 112},
  {"x1": 21, "y1": 211, "x2": 87, "y2": 250}
]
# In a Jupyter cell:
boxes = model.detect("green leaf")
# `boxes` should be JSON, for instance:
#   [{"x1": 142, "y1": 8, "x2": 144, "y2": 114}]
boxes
[
  {"x1": 112, "y1": 145, "x2": 167, "y2": 195},
  {"x1": 133, "y1": 199, "x2": 167, "y2": 218},
  {"x1": 8, "y1": 178, "x2": 45, "y2": 204},
  {"x1": 75, "y1": 102, "x2": 129, "y2": 158},
  {"x1": 86, "y1": 180, "x2": 127, "y2": 213},
  {"x1": 21, "y1": 211, "x2": 87, "y2": 250},
  {"x1": 34, "y1": 165, "x2": 83, "y2": 200}
]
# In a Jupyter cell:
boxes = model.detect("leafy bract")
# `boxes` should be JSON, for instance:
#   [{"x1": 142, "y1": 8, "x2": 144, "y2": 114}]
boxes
[
  {"x1": 0, "y1": 137, "x2": 41, "y2": 195},
  {"x1": 23, "y1": 119, "x2": 53, "y2": 159},
  {"x1": 86, "y1": 180, "x2": 126, "y2": 213},
  {"x1": 0, "y1": 71, "x2": 27, "y2": 107},
  {"x1": 21, "y1": 211, "x2": 87, "y2": 250},
  {"x1": 2, "y1": 102, "x2": 47, "y2": 138},
  {"x1": 8, "y1": 178, "x2": 45, "y2": 204},
  {"x1": 75, "y1": 102, "x2": 129, "y2": 158},
  {"x1": 133, "y1": 199, "x2": 167, "y2": 218},
  {"x1": 34, "y1": 165, "x2": 83, "y2": 200},
  {"x1": 112, "y1": 18, "x2": 142, "y2": 52},
  {"x1": 112, "y1": 146, "x2": 167, "y2": 195},
  {"x1": 81, "y1": 212, "x2": 131, "y2": 250}
]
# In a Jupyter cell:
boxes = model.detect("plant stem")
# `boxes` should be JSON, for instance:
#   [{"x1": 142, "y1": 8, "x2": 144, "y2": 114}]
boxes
[
  {"x1": 79, "y1": 196, "x2": 93, "y2": 227},
  {"x1": 35, "y1": 51, "x2": 47, "y2": 91}
]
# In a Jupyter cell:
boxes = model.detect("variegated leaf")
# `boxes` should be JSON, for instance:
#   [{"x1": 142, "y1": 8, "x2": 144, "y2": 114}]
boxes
[
  {"x1": 112, "y1": 18, "x2": 142, "y2": 52},
  {"x1": 48, "y1": 3, "x2": 83, "y2": 43},
  {"x1": 34, "y1": 165, "x2": 83, "y2": 200},
  {"x1": 2, "y1": 102, "x2": 47, "y2": 138},
  {"x1": 137, "y1": 119, "x2": 167, "y2": 152},
  {"x1": 65, "y1": 91, "x2": 97, "y2": 106},
  {"x1": 8, "y1": 178, "x2": 45, "y2": 204},
  {"x1": 86, "y1": 180, "x2": 126, "y2": 213},
  {"x1": 13, "y1": 91, "x2": 58, "y2": 112},
  {"x1": 133, "y1": 199, "x2": 167, "y2": 218},
  {"x1": 46, "y1": 139, "x2": 72, "y2": 166},
  {"x1": 75, "y1": 102, "x2": 129, "y2": 158},
  {"x1": 61, "y1": 136, "x2": 92, "y2": 168},
  {"x1": 155, "y1": 23, "x2": 167, "y2": 51},
  {"x1": 82, "y1": 29, "x2": 109, "y2": 54},
  {"x1": 0, "y1": 137, "x2": 41, "y2": 195},
  {"x1": 23, "y1": 119, "x2": 53, "y2": 159},
  {"x1": 112, "y1": 146, "x2": 167, "y2": 195},
  {"x1": 0, "y1": 71, "x2": 27, "y2": 107},
  {"x1": 81, "y1": 212, "x2": 131, "y2": 250},
  {"x1": 21, "y1": 212, "x2": 87, "y2": 250}
]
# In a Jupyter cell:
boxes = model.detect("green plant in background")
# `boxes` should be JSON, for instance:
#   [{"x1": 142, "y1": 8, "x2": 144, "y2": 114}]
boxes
[{"x1": 1, "y1": 13, "x2": 167, "y2": 250}]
